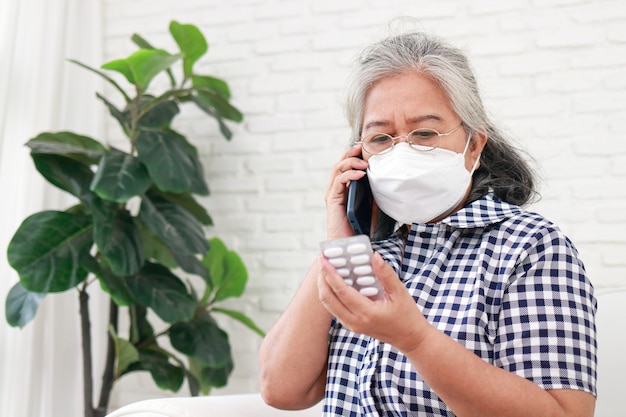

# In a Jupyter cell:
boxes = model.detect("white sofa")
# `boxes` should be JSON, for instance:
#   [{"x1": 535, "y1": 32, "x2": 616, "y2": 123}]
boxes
[
  {"x1": 106, "y1": 289, "x2": 625, "y2": 417},
  {"x1": 594, "y1": 288, "x2": 626, "y2": 417},
  {"x1": 105, "y1": 393, "x2": 322, "y2": 417}
]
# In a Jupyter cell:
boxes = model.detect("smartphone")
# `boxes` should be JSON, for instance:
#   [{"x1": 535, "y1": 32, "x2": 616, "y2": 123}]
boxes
[{"x1": 346, "y1": 173, "x2": 373, "y2": 236}]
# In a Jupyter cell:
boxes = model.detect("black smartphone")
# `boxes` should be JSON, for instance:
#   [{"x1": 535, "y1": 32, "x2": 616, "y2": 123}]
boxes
[{"x1": 346, "y1": 173, "x2": 373, "y2": 236}]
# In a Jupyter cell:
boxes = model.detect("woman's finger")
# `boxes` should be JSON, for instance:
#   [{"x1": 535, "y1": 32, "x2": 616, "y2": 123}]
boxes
[
  {"x1": 323, "y1": 144, "x2": 369, "y2": 240},
  {"x1": 327, "y1": 145, "x2": 367, "y2": 183},
  {"x1": 371, "y1": 252, "x2": 402, "y2": 297}
]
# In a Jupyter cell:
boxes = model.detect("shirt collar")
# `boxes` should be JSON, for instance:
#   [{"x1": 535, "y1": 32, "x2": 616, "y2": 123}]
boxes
[{"x1": 438, "y1": 192, "x2": 523, "y2": 229}]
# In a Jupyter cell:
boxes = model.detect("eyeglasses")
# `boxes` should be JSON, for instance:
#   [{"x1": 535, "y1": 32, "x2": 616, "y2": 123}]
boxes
[{"x1": 356, "y1": 123, "x2": 464, "y2": 155}]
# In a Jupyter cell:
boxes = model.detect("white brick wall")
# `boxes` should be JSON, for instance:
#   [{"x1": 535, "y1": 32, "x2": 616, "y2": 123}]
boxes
[{"x1": 101, "y1": 0, "x2": 626, "y2": 407}]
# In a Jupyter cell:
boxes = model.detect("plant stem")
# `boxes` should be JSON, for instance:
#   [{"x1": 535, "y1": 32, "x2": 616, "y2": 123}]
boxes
[
  {"x1": 95, "y1": 299, "x2": 119, "y2": 417},
  {"x1": 79, "y1": 286, "x2": 95, "y2": 417},
  {"x1": 129, "y1": 304, "x2": 140, "y2": 344}
]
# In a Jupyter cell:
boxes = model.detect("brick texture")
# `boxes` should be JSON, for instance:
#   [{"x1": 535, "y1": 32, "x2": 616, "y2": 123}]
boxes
[{"x1": 101, "y1": 0, "x2": 626, "y2": 407}]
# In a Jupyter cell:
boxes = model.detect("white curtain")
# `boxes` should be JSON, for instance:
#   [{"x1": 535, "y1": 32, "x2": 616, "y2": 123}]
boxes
[{"x1": 0, "y1": 1, "x2": 105, "y2": 416}]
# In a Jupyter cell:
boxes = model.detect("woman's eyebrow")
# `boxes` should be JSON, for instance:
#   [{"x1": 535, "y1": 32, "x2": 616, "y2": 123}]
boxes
[
  {"x1": 362, "y1": 120, "x2": 390, "y2": 131},
  {"x1": 362, "y1": 114, "x2": 443, "y2": 131},
  {"x1": 407, "y1": 114, "x2": 443, "y2": 124}
]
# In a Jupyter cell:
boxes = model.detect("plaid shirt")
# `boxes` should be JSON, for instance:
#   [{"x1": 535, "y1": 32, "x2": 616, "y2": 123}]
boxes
[{"x1": 324, "y1": 193, "x2": 597, "y2": 417}]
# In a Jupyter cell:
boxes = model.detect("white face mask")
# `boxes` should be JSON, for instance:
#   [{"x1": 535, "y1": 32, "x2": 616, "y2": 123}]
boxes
[{"x1": 366, "y1": 138, "x2": 478, "y2": 225}]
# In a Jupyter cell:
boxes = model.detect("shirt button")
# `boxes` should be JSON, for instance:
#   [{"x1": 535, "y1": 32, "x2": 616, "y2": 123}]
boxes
[{"x1": 419, "y1": 231, "x2": 429, "y2": 238}]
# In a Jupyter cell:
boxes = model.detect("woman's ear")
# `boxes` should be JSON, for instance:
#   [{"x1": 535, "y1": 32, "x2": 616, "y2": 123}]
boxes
[{"x1": 467, "y1": 129, "x2": 487, "y2": 170}]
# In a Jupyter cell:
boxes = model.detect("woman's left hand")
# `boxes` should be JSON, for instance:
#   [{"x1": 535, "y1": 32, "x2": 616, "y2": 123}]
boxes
[
  {"x1": 317, "y1": 251, "x2": 432, "y2": 353},
  {"x1": 319, "y1": 250, "x2": 596, "y2": 417}
]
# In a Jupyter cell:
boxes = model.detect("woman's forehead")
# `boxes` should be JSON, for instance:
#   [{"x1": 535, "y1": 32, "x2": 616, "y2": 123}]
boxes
[{"x1": 362, "y1": 72, "x2": 457, "y2": 131}]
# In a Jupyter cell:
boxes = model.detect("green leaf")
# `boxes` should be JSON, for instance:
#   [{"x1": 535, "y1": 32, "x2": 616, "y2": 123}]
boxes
[
  {"x1": 68, "y1": 59, "x2": 131, "y2": 103},
  {"x1": 215, "y1": 116, "x2": 233, "y2": 140},
  {"x1": 202, "y1": 237, "x2": 226, "y2": 292},
  {"x1": 97, "y1": 93, "x2": 130, "y2": 136},
  {"x1": 199, "y1": 358, "x2": 234, "y2": 391},
  {"x1": 195, "y1": 89, "x2": 243, "y2": 122},
  {"x1": 125, "y1": 349, "x2": 184, "y2": 392},
  {"x1": 192, "y1": 75, "x2": 231, "y2": 99},
  {"x1": 7, "y1": 211, "x2": 93, "y2": 293},
  {"x1": 169, "y1": 21, "x2": 208, "y2": 78},
  {"x1": 108, "y1": 326, "x2": 139, "y2": 375},
  {"x1": 202, "y1": 237, "x2": 247, "y2": 301},
  {"x1": 5, "y1": 282, "x2": 45, "y2": 328},
  {"x1": 90, "y1": 148, "x2": 152, "y2": 203},
  {"x1": 171, "y1": 252, "x2": 210, "y2": 282},
  {"x1": 91, "y1": 257, "x2": 134, "y2": 306},
  {"x1": 126, "y1": 262, "x2": 196, "y2": 323},
  {"x1": 157, "y1": 190, "x2": 213, "y2": 226},
  {"x1": 213, "y1": 307, "x2": 265, "y2": 337},
  {"x1": 131, "y1": 33, "x2": 155, "y2": 50},
  {"x1": 135, "y1": 128, "x2": 208, "y2": 195},
  {"x1": 130, "y1": 34, "x2": 177, "y2": 88},
  {"x1": 79, "y1": 252, "x2": 101, "y2": 275},
  {"x1": 137, "y1": 224, "x2": 209, "y2": 282},
  {"x1": 91, "y1": 199, "x2": 145, "y2": 276},
  {"x1": 136, "y1": 97, "x2": 180, "y2": 129},
  {"x1": 117, "y1": 339, "x2": 139, "y2": 375},
  {"x1": 169, "y1": 313, "x2": 231, "y2": 367},
  {"x1": 139, "y1": 193, "x2": 210, "y2": 256},
  {"x1": 31, "y1": 154, "x2": 95, "y2": 200},
  {"x1": 97, "y1": 266, "x2": 134, "y2": 306},
  {"x1": 189, "y1": 95, "x2": 233, "y2": 140},
  {"x1": 26, "y1": 131, "x2": 107, "y2": 165},
  {"x1": 136, "y1": 220, "x2": 178, "y2": 268},
  {"x1": 214, "y1": 250, "x2": 247, "y2": 301},
  {"x1": 101, "y1": 49, "x2": 182, "y2": 92}
]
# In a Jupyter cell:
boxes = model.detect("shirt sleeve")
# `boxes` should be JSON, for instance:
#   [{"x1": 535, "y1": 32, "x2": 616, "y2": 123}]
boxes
[{"x1": 493, "y1": 223, "x2": 597, "y2": 395}]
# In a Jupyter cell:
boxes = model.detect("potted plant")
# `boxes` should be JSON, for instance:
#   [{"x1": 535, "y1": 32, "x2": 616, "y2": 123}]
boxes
[{"x1": 4, "y1": 21, "x2": 263, "y2": 417}]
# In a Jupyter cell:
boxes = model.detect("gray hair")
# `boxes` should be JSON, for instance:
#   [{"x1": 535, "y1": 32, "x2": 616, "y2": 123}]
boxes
[{"x1": 345, "y1": 31, "x2": 539, "y2": 208}]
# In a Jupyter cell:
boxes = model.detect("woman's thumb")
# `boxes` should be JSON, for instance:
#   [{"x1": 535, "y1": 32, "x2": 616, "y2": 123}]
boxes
[{"x1": 371, "y1": 252, "x2": 399, "y2": 294}]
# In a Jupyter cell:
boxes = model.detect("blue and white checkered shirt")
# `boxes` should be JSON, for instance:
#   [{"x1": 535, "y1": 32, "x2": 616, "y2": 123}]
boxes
[{"x1": 324, "y1": 193, "x2": 597, "y2": 417}]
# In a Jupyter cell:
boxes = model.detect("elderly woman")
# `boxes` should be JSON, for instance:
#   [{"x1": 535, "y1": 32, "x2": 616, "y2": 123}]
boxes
[{"x1": 258, "y1": 30, "x2": 596, "y2": 417}]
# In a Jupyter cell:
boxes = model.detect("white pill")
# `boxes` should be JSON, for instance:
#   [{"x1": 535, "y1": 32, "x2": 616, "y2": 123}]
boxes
[
  {"x1": 323, "y1": 247, "x2": 343, "y2": 257},
  {"x1": 353, "y1": 265, "x2": 372, "y2": 275},
  {"x1": 329, "y1": 257, "x2": 347, "y2": 267},
  {"x1": 359, "y1": 287, "x2": 379, "y2": 297},
  {"x1": 356, "y1": 276, "x2": 376, "y2": 286},
  {"x1": 343, "y1": 279, "x2": 354, "y2": 286},
  {"x1": 346, "y1": 242, "x2": 367, "y2": 254},
  {"x1": 336, "y1": 268, "x2": 350, "y2": 277},
  {"x1": 350, "y1": 254, "x2": 370, "y2": 264}
]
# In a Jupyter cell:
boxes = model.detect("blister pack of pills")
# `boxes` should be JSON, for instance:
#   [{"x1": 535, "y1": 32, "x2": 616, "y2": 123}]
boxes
[{"x1": 320, "y1": 234, "x2": 384, "y2": 300}]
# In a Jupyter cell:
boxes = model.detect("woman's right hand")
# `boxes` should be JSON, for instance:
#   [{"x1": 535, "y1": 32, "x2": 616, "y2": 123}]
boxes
[{"x1": 324, "y1": 144, "x2": 369, "y2": 239}]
